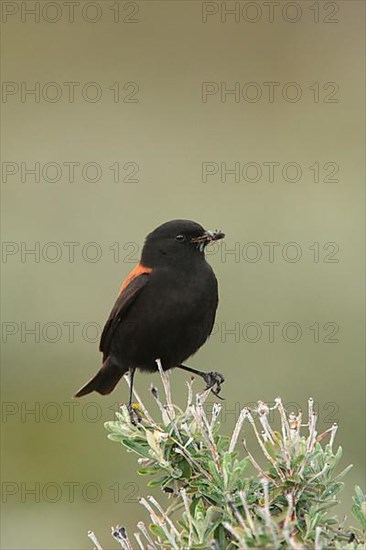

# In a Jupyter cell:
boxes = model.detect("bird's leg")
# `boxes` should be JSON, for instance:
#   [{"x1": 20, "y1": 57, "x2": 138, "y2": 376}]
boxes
[
  {"x1": 177, "y1": 364, "x2": 225, "y2": 399},
  {"x1": 127, "y1": 367, "x2": 141, "y2": 424}
]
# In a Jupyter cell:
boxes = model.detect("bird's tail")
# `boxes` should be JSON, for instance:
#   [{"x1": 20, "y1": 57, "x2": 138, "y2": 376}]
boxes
[{"x1": 74, "y1": 357, "x2": 125, "y2": 397}]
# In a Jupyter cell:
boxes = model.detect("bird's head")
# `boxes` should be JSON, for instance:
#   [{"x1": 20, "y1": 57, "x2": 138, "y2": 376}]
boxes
[{"x1": 141, "y1": 219, "x2": 225, "y2": 267}]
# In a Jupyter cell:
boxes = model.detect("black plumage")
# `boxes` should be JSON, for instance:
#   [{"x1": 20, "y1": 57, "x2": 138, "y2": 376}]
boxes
[{"x1": 74, "y1": 220, "x2": 225, "y2": 419}]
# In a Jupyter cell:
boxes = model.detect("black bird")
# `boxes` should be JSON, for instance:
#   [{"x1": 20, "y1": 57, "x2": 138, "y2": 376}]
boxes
[{"x1": 74, "y1": 219, "x2": 225, "y2": 420}]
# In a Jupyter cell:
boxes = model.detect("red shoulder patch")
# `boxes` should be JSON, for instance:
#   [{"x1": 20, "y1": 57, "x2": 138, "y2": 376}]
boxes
[{"x1": 119, "y1": 263, "x2": 152, "y2": 294}]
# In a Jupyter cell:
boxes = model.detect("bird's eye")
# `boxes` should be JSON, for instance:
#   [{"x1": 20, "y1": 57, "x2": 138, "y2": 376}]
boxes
[{"x1": 175, "y1": 234, "x2": 185, "y2": 242}]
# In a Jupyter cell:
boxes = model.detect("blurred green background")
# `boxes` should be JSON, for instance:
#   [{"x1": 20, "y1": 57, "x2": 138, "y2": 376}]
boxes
[{"x1": 1, "y1": 1, "x2": 365, "y2": 548}]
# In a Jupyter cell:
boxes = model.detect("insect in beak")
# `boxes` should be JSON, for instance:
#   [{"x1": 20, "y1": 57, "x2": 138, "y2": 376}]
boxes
[{"x1": 191, "y1": 229, "x2": 225, "y2": 251}]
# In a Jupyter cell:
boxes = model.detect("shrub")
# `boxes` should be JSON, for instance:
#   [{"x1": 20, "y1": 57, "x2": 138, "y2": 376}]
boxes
[{"x1": 88, "y1": 363, "x2": 365, "y2": 549}]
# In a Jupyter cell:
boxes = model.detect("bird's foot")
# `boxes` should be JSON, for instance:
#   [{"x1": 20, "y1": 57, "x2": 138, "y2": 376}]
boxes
[
  {"x1": 127, "y1": 403, "x2": 142, "y2": 425},
  {"x1": 202, "y1": 371, "x2": 225, "y2": 400}
]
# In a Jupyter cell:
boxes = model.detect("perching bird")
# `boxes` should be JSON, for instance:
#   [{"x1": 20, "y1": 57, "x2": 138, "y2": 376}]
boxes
[{"x1": 74, "y1": 219, "x2": 225, "y2": 421}]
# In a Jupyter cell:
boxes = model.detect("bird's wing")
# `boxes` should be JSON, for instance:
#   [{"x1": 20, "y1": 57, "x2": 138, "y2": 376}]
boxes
[{"x1": 99, "y1": 264, "x2": 151, "y2": 357}]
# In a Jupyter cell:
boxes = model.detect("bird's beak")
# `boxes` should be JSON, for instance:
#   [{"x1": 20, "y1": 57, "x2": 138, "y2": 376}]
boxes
[{"x1": 191, "y1": 229, "x2": 225, "y2": 246}]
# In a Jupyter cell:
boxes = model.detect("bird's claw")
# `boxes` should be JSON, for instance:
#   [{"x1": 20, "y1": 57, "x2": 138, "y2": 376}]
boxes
[
  {"x1": 127, "y1": 403, "x2": 142, "y2": 425},
  {"x1": 202, "y1": 371, "x2": 225, "y2": 400}
]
